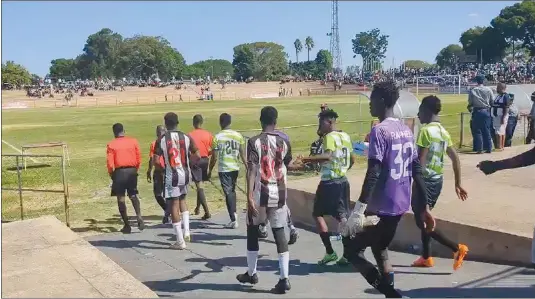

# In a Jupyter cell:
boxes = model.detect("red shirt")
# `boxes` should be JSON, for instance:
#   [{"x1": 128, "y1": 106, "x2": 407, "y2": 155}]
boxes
[
  {"x1": 188, "y1": 128, "x2": 213, "y2": 158},
  {"x1": 106, "y1": 136, "x2": 141, "y2": 174}
]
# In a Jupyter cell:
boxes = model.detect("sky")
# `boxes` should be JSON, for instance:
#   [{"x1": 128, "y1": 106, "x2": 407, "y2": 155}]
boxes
[{"x1": 1, "y1": 1, "x2": 519, "y2": 76}]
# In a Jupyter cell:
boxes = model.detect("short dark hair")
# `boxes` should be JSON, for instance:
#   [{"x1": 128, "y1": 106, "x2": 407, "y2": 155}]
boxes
[
  {"x1": 112, "y1": 123, "x2": 124, "y2": 136},
  {"x1": 193, "y1": 114, "x2": 203, "y2": 127},
  {"x1": 219, "y1": 113, "x2": 231, "y2": 128},
  {"x1": 421, "y1": 95, "x2": 442, "y2": 115},
  {"x1": 156, "y1": 125, "x2": 166, "y2": 136},
  {"x1": 164, "y1": 112, "x2": 179, "y2": 128},
  {"x1": 318, "y1": 109, "x2": 339, "y2": 121},
  {"x1": 475, "y1": 75, "x2": 485, "y2": 85},
  {"x1": 260, "y1": 106, "x2": 278, "y2": 126},
  {"x1": 371, "y1": 80, "x2": 399, "y2": 108}
]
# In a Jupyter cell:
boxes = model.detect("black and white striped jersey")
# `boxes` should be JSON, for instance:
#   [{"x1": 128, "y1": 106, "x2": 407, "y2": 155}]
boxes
[{"x1": 247, "y1": 132, "x2": 292, "y2": 208}]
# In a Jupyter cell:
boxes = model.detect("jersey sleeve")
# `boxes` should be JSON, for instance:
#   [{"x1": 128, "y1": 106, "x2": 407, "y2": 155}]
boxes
[
  {"x1": 367, "y1": 126, "x2": 387, "y2": 162},
  {"x1": 211, "y1": 135, "x2": 218, "y2": 151},
  {"x1": 323, "y1": 133, "x2": 336, "y2": 152},
  {"x1": 239, "y1": 133, "x2": 246, "y2": 146},
  {"x1": 246, "y1": 138, "x2": 259, "y2": 166},
  {"x1": 444, "y1": 129, "x2": 453, "y2": 148},
  {"x1": 283, "y1": 139, "x2": 292, "y2": 166},
  {"x1": 415, "y1": 127, "x2": 431, "y2": 148}
]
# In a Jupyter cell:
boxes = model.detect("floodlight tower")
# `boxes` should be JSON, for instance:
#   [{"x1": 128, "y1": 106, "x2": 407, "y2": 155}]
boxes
[{"x1": 329, "y1": 0, "x2": 342, "y2": 77}]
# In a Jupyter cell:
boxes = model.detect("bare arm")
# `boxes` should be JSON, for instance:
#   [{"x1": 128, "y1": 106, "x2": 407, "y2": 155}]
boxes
[
  {"x1": 348, "y1": 153, "x2": 356, "y2": 170},
  {"x1": 418, "y1": 146, "x2": 429, "y2": 169},
  {"x1": 446, "y1": 146, "x2": 462, "y2": 187}
]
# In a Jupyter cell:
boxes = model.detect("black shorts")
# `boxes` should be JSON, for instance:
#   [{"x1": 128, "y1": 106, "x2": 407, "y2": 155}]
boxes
[
  {"x1": 111, "y1": 167, "x2": 138, "y2": 197},
  {"x1": 342, "y1": 214, "x2": 402, "y2": 260},
  {"x1": 411, "y1": 176, "x2": 443, "y2": 212},
  {"x1": 312, "y1": 177, "x2": 350, "y2": 221},
  {"x1": 153, "y1": 170, "x2": 164, "y2": 197},
  {"x1": 191, "y1": 157, "x2": 210, "y2": 183}
]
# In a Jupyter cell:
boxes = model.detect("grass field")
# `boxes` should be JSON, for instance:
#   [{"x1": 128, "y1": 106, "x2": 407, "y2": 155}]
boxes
[{"x1": 1, "y1": 94, "x2": 469, "y2": 235}]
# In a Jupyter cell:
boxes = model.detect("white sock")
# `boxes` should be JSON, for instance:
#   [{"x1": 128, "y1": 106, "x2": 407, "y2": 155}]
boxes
[
  {"x1": 278, "y1": 251, "x2": 289, "y2": 279},
  {"x1": 182, "y1": 211, "x2": 190, "y2": 235},
  {"x1": 234, "y1": 213, "x2": 238, "y2": 224},
  {"x1": 247, "y1": 250, "x2": 259, "y2": 276},
  {"x1": 173, "y1": 222, "x2": 184, "y2": 243}
]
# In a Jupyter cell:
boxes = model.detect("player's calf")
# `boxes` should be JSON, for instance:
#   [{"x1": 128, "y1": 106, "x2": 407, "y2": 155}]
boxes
[
  {"x1": 238, "y1": 225, "x2": 261, "y2": 285},
  {"x1": 272, "y1": 227, "x2": 291, "y2": 294}
]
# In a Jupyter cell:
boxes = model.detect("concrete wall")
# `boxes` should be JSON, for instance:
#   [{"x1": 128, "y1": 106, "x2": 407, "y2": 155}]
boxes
[{"x1": 286, "y1": 187, "x2": 533, "y2": 267}]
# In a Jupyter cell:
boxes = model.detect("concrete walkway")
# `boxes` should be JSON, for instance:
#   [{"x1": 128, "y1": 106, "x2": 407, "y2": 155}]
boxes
[
  {"x1": 87, "y1": 212, "x2": 535, "y2": 298},
  {"x1": 1, "y1": 216, "x2": 158, "y2": 298}
]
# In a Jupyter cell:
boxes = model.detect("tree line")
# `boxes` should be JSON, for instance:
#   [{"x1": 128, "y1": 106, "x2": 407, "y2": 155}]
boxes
[
  {"x1": 436, "y1": 0, "x2": 535, "y2": 69},
  {"x1": 3, "y1": 1, "x2": 532, "y2": 86}
]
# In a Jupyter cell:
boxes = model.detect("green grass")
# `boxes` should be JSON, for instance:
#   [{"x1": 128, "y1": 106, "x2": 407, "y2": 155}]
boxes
[{"x1": 1, "y1": 94, "x2": 468, "y2": 235}]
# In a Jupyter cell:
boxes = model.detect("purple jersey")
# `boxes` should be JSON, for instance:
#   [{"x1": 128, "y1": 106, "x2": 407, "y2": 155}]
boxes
[
  {"x1": 274, "y1": 130, "x2": 290, "y2": 143},
  {"x1": 366, "y1": 118, "x2": 417, "y2": 216}
]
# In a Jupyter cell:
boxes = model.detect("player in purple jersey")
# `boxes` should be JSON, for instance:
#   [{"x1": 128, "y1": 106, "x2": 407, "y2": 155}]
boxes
[
  {"x1": 340, "y1": 81, "x2": 435, "y2": 298},
  {"x1": 257, "y1": 129, "x2": 299, "y2": 245}
]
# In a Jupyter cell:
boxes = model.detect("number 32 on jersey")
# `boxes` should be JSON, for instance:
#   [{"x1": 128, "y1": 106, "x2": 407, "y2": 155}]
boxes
[{"x1": 390, "y1": 142, "x2": 414, "y2": 180}]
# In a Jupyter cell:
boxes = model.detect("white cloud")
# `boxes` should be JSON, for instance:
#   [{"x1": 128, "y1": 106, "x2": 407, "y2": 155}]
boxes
[{"x1": 468, "y1": 13, "x2": 479, "y2": 18}]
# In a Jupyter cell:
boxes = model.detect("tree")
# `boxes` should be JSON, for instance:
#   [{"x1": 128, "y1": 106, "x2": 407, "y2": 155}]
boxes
[
  {"x1": 504, "y1": 41, "x2": 530, "y2": 63},
  {"x1": 79, "y1": 28, "x2": 123, "y2": 79},
  {"x1": 435, "y1": 44, "x2": 465, "y2": 69},
  {"x1": 305, "y1": 36, "x2": 315, "y2": 61},
  {"x1": 460, "y1": 26, "x2": 507, "y2": 63},
  {"x1": 118, "y1": 35, "x2": 186, "y2": 80},
  {"x1": 491, "y1": 1, "x2": 535, "y2": 56},
  {"x1": 315, "y1": 49, "x2": 333, "y2": 77},
  {"x1": 294, "y1": 39, "x2": 303, "y2": 63},
  {"x1": 403, "y1": 60, "x2": 432, "y2": 69},
  {"x1": 351, "y1": 28, "x2": 389, "y2": 62},
  {"x1": 188, "y1": 59, "x2": 234, "y2": 79},
  {"x1": 232, "y1": 42, "x2": 288, "y2": 81},
  {"x1": 1, "y1": 61, "x2": 32, "y2": 86},
  {"x1": 49, "y1": 58, "x2": 78, "y2": 80}
]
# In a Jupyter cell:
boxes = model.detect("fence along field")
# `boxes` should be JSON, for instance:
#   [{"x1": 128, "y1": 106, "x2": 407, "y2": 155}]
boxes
[{"x1": 0, "y1": 91, "x2": 526, "y2": 233}]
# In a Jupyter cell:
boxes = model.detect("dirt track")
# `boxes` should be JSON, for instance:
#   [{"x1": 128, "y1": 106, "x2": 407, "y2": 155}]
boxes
[{"x1": 2, "y1": 81, "x2": 366, "y2": 109}]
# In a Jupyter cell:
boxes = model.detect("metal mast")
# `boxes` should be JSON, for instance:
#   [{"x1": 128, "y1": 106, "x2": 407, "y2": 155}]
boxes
[{"x1": 329, "y1": 0, "x2": 342, "y2": 77}]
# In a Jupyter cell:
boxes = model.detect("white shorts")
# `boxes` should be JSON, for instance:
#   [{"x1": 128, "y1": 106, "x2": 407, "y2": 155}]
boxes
[
  {"x1": 165, "y1": 184, "x2": 188, "y2": 199},
  {"x1": 247, "y1": 205, "x2": 288, "y2": 228},
  {"x1": 493, "y1": 114, "x2": 509, "y2": 136}
]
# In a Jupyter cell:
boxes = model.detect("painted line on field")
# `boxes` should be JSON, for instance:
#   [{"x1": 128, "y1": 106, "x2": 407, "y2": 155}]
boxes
[{"x1": 1, "y1": 139, "x2": 40, "y2": 163}]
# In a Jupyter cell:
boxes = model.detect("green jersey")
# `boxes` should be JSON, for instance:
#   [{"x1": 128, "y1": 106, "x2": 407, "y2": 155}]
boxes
[
  {"x1": 212, "y1": 129, "x2": 245, "y2": 172},
  {"x1": 320, "y1": 131, "x2": 353, "y2": 181},
  {"x1": 416, "y1": 122, "x2": 452, "y2": 179}
]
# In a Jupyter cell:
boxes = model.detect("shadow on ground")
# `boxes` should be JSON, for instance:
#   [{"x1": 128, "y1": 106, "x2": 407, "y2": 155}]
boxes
[{"x1": 71, "y1": 214, "x2": 166, "y2": 234}]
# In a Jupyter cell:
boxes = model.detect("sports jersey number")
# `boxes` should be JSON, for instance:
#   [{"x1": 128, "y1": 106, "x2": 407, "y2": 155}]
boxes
[
  {"x1": 222, "y1": 140, "x2": 238, "y2": 155},
  {"x1": 341, "y1": 147, "x2": 349, "y2": 167},
  {"x1": 169, "y1": 148, "x2": 182, "y2": 167},
  {"x1": 260, "y1": 155, "x2": 283, "y2": 181},
  {"x1": 390, "y1": 142, "x2": 414, "y2": 180}
]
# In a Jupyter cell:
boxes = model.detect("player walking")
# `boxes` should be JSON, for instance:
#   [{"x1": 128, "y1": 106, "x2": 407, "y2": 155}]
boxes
[
  {"x1": 146, "y1": 125, "x2": 170, "y2": 224},
  {"x1": 340, "y1": 81, "x2": 434, "y2": 298},
  {"x1": 258, "y1": 129, "x2": 299, "y2": 245},
  {"x1": 153, "y1": 112, "x2": 200, "y2": 249},
  {"x1": 188, "y1": 114, "x2": 213, "y2": 220},
  {"x1": 236, "y1": 106, "x2": 301, "y2": 294},
  {"x1": 411, "y1": 95, "x2": 469, "y2": 270},
  {"x1": 208, "y1": 113, "x2": 246, "y2": 228},
  {"x1": 106, "y1": 123, "x2": 144, "y2": 234},
  {"x1": 301, "y1": 109, "x2": 356, "y2": 266}
]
